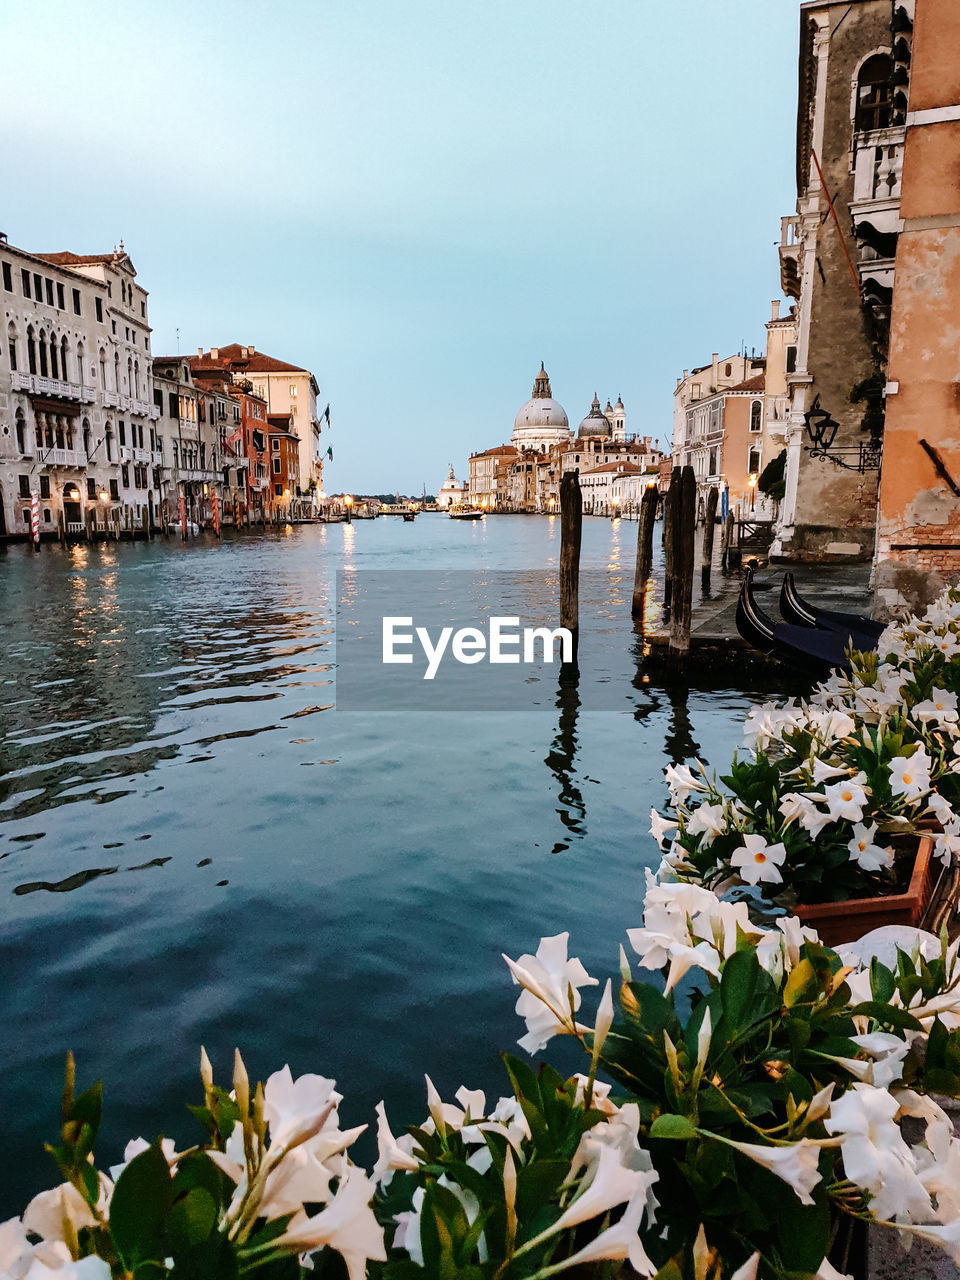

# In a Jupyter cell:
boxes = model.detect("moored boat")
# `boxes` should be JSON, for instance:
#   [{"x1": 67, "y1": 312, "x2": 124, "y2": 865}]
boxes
[{"x1": 448, "y1": 506, "x2": 483, "y2": 520}]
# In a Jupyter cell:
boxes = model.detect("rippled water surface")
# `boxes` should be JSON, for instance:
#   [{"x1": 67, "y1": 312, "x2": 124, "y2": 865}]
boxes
[{"x1": 0, "y1": 515, "x2": 790, "y2": 1212}]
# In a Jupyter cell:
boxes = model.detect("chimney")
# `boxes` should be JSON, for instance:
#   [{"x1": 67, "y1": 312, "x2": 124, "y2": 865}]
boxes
[
  {"x1": 198, "y1": 347, "x2": 204, "y2": 357},
  {"x1": 771, "y1": 300, "x2": 780, "y2": 321},
  {"x1": 241, "y1": 347, "x2": 248, "y2": 359},
  {"x1": 211, "y1": 348, "x2": 219, "y2": 360},
  {"x1": 711, "y1": 353, "x2": 719, "y2": 385},
  {"x1": 248, "y1": 344, "x2": 255, "y2": 353}
]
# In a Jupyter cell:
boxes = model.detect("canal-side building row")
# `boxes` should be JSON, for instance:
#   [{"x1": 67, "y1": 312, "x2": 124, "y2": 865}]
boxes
[
  {"x1": 467, "y1": 365, "x2": 663, "y2": 515},
  {"x1": 0, "y1": 234, "x2": 326, "y2": 538}
]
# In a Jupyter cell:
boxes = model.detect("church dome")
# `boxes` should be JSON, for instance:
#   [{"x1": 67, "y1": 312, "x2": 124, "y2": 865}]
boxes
[
  {"x1": 578, "y1": 393, "x2": 612, "y2": 438},
  {"x1": 511, "y1": 363, "x2": 570, "y2": 448}
]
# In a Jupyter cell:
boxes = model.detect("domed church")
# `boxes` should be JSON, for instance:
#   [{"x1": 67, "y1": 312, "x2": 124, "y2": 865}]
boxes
[{"x1": 510, "y1": 363, "x2": 571, "y2": 451}]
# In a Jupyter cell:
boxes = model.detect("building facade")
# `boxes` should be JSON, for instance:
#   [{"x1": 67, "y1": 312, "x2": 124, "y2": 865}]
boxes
[
  {"x1": 0, "y1": 237, "x2": 158, "y2": 538},
  {"x1": 772, "y1": 0, "x2": 911, "y2": 561}
]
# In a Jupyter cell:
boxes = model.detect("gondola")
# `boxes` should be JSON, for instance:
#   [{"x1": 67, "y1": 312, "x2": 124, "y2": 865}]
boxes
[
  {"x1": 779, "y1": 572, "x2": 885, "y2": 647},
  {"x1": 735, "y1": 570, "x2": 866, "y2": 674}
]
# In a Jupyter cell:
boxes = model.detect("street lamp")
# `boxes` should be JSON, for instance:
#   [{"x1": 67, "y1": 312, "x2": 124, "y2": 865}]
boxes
[
  {"x1": 611, "y1": 495, "x2": 620, "y2": 521},
  {"x1": 344, "y1": 493, "x2": 353, "y2": 523},
  {"x1": 748, "y1": 473, "x2": 758, "y2": 510}
]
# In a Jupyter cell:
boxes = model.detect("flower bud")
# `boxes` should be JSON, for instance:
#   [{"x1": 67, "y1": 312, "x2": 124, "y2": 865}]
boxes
[{"x1": 234, "y1": 1049, "x2": 250, "y2": 1118}]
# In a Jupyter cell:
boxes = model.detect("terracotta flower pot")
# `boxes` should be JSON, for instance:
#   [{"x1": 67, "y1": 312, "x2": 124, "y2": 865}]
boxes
[{"x1": 792, "y1": 836, "x2": 934, "y2": 947}]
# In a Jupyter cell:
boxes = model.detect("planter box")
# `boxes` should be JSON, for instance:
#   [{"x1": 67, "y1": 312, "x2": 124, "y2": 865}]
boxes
[{"x1": 793, "y1": 836, "x2": 934, "y2": 947}]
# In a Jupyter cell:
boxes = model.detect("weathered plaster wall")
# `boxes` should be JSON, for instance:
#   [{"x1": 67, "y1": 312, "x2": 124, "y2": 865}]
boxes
[{"x1": 788, "y1": 1, "x2": 892, "y2": 561}]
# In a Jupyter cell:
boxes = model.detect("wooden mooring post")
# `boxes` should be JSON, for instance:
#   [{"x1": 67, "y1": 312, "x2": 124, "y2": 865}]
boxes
[
  {"x1": 559, "y1": 470, "x2": 582, "y2": 652},
  {"x1": 85, "y1": 510, "x2": 94, "y2": 542},
  {"x1": 662, "y1": 466, "x2": 681, "y2": 624},
  {"x1": 631, "y1": 485, "x2": 658, "y2": 621},
  {"x1": 720, "y1": 511, "x2": 735, "y2": 573},
  {"x1": 142, "y1": 506, "x2": 151, "y2": 540},
  {"x1": 700, "y1": 486, "x2": 719, "y2": 594},
  {"x1": 668, "y1": 465, "x2": 697, "y2": 662}
]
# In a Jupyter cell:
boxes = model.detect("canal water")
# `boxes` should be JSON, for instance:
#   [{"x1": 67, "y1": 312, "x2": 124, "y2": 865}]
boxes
[{"x1": 0, "y1": 515, "x2": 789, "y2": 1212}]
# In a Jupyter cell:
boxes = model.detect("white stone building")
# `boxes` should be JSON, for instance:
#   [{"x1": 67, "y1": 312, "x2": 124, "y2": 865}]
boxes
[
  {"x1": 0, "y1": 235, "x2": 159, "y2": 537},
  {"x1": 436, "y1": 464, "x2": 467, "y2": 508},
  {"x1": 510, "y1": 363, "x2": 571, "y2": 452}
]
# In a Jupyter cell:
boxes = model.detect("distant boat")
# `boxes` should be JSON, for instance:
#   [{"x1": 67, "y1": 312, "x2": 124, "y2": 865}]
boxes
[
  {"x1": 380, "y1": 504, "x2": 413, "y2": 516},
  {"x1": 317, "y1": 512, "x2": 345, "y2": 523},
  {"x1": 402, "y1": 511, "x2": 416, "y2": 522},
  {"x1": 449, "y1": 506, "x2": 483, "y2": 520}
]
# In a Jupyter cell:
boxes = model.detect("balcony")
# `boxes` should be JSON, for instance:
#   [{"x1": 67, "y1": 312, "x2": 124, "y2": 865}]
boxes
[
  {"x1": 10, "y1": 372, "x2": 84, "y2": 401},
  {"x1": 104, "y1": 390, "x2": 120, "y2": 408},
  {"x1": 174, "y1": 467, "x2": 215, "y2": 484},
  {"x1": 852, "y1": 127, "x2": 904, "y2": 208},
  {"x1": 43, "y1": 448, "x2": 87, "y2": 469},
  {"x1": 778, "y1": 215, "x2": 802, "y2": 299}
]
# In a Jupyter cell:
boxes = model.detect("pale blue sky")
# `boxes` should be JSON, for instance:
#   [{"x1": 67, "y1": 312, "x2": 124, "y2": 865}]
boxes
[{"x1": 3, "y1": 0, "x2": 800, "y2": 493}]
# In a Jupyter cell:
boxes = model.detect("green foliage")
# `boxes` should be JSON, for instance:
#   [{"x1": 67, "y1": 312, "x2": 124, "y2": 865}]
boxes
[{"x1": 756, "y1": 449, "x2": 786, "y2": 502}]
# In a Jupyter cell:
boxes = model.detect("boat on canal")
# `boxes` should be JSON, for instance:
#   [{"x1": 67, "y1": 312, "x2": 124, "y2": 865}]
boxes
[{"x1": 448, "y1": 505, "x2": 483, "y2": 520}]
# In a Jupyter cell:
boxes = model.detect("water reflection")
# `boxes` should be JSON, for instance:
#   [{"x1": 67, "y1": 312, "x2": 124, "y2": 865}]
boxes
[{"x1": 545, "y1": 664, "x2": 585, "y2": 852}]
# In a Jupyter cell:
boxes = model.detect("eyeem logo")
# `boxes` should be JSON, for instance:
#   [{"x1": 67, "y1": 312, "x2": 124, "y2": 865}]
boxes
[{"x1": 383, "y1": 616, "x2": 573, "y2": 680}]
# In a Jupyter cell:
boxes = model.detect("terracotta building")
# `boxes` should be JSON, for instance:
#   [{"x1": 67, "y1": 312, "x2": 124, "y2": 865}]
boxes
[{"x1": 874, "y1": 0, "x2": 960, "y2": 611}]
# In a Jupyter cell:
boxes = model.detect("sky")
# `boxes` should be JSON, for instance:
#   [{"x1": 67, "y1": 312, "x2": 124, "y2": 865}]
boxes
[{"x1": 3, "y1": 0, "x2": 801, "y2": 494}]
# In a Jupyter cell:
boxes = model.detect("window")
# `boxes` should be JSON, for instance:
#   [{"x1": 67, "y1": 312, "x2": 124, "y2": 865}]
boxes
[
  {"x1": 72, "y1": 288, "x2": 81, "y2": 315},
  {"x1": 141, "y1": 302, "x2": 145, "y2": 317},
  {"x1": 111, "y1": 320, "x2": 116, "y2": 335},
  {"x1": 86, "y1": 478, "x2": 96, "y2": 499},
  {"x1": 273, "y1": 457, "x2": 281, "y2": 473},
  {"x1": 121, "y1": 464, "x2": 130, "y2": 487},
  {"x1": 56, "y1": 282, "x2": 64, "y2": 310},
  {"x1": 40, "y1": 475, "x2": 50, "y2": 499},
  {"x1": 110, "y1": 479, "x2": 119, "y2": 501},
  {"x1": 748, "y1": 446, "x2": 761, "y2": 476},
  {"x1": 21, "y1": 269, "x2": 30, "y2": 298},
  {"x1": 119, "y1": 422, "x2": 126, "y2": 446},
  {"x1": 95, "y1": 297, "x2": 103, "y2": 322},
  {"x1": 856, "y1": 54, "x2": 893, "y2": 132},
  {"x1": 168, "y1": 392, "x2": 178, "y2": 419},
  {"x1": 18, "y1": 475, "x2": 30, "y2": 498},
  {"x1": 44, "y1": 508, "x2": 51, "y2": 523},
  {"x1": 2, "y1": 262, "x2": 11, "y2": 291},
  {"x1": 271, "y1": 438, "x2": 280, "y2": 451},
  {"x1": 785, "y1": 345, "x2": 797, "y2": 374},
  {"x1": 289, "y1": 385, "x2": 297, "y2": 396},
  {"x1": 154, "y1": 389, "x2": 162, "y2": 410},
  {"x1": 34, "y1": 274, "x2": 43, "y2": 302},
  {"x1": 15, "y1": 412, "x2": 24, "y2": 452},
  {"x1": 275, "y1": 483, "x2": 283, "y2": 497},
  {"x1": 8, "y1": 329, "x2": 17, "y2": 372},
  {"x1": 45, "y1": 278, "x2": 54, "y2": 306},
  {"x1": 724, "y1": 363, "x2": 732, "y2": 377},
  {"x1": 749, "y1": 400, "x2": 762, "y2": 433}
]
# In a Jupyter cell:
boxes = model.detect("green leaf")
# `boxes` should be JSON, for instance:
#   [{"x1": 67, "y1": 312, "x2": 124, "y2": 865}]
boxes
[
  {"x1": 869, "y1": 958, "x2": 896, "y2": 1005},
  {"x1": 649, "y1": 1113, "x2": 697, "y2": 1140},
  {"x1": 848, "y1": 1001, "x2": 922, "y2": 1033},
  {"x1": 110, "y1": 1141, "x2": 173, "y2": 1272},
  {"x1": 720, "y1": 949, "x2": 779, "y2": 1036},
  {"x1": 167, "y1": 1188, "x2": 217, "y2": 1250},
  {"x1": 783, "y1": 958, "x2": 818, "y2": 1008}
]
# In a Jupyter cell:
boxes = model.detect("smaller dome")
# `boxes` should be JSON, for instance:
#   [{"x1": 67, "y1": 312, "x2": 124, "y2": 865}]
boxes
[{"x1": 578, "y1": 393, "x2": 612, "y2": 438}]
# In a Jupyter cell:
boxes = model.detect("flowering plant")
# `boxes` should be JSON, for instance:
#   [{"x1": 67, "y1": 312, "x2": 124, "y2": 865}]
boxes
[
  {"x1": 650, "y1": 588, "x2": 960, "y2": 903},
  {"x1": 371, "y1": 878, "x2": 960, "y2": 1279}
]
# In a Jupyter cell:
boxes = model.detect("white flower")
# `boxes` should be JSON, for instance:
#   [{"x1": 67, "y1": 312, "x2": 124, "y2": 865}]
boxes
[
  {"x1": 824, "y1": 1084, "x2": 932, "y2": 1222},
  {"x1": 546, "y1": 1186, "x2": 657, "y2": 1276},
  {"x1": 503, "y1": 933, "x2": 598, "y2": 1055},
  {"x1": 571, "y1": 1074, "x2": 619, "y2": 1116},
  {"x1": 729, "y1": 1254, "x2": 761, "y2": 1280},
  {"x1": 684, "y1": 802, "x2": 729, "y2": 846},
  {"x1": 912, "y1": 686, "x2": 959, "y2": 726},
  {"x1": 108, "y1": 1135, "x2": 178, "y2": 1182},
  {"x1": 664, "y1": 762, "x2": 705, "y2": 805},
  {"x1": 275, "y1": 1168, "x2": 386, "y2": 1280},
  {"x1": 819, "y1": 772, "x2": 870, "y2": 823},
  {"x1": 892, "y1": 1219, "x2": 960, "y2": 1263},
  {"x1": 812, "y1": 759, "x2": 849, "y2": 783},
  {"x1": 649, "y1": 807, "x2": 678, "y2": 850},
  {"x1": 888, "y1": 748, "x2": 932, "y2": 802},
  {"x1": 262, "y1": 1066, "x2": 342, "y2": 1150},
  {"x1": 592, "y1": 978, "x2": 614, "y2": 1054},
  {"x1": 780, "y1": 792, "x2": 832, "y2": 838},
  {"x1": 847, "y1": 822, "x2": 893, "y2": 872},
  {"x1": 808, "y1": 710, "x2": 856, "y2": 744},
  {"x1": 730, "y1": 835, "x2": 788, "y2": 886},
  {"x1": 555, "y1": 1138, "x2": 655, "y2": 1232},
  {"x1": 815, "y1": 1260, "x2": 853, "y2": 1280},
  {"x1": 372, "y1": 1102, "x2": 419, "y2": 1185},
  {"x1": 22, "y1": 1177, "x2": 112, "y2": 1249},
  {"x1": 721, "y1": 1137, "x2": 823, "y2": 1205},
  {"x1": 392, "y1": 1187, "x2": 424, "y2": 1265},
  {"x1": 743, "y1": 700, "x2": 803, "y2": 749}
]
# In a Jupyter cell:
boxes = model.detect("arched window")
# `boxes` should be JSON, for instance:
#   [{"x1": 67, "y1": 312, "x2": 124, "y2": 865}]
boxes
[
  {"x1": 99, "y1": 348, "x2": 107, "y2": 387},
  {"x1": 77, "y1": 342, "x2": 85, "y2": 385},
  {"x1": 750, "y1": 400, "x2": 762, "y2": 433},
  {"x1": 61, "y1": 335, "x2": 69, "y2": 382},
  {"x1": 856, "y1": 54, "x2": 893, "y2": 132},
  {"x1": 105, "y1": 422, "x2": 114, "y2": 462},
  {"x1": 115, "y1": 351, "x2": 121, "y2": 391},
  {"x1": 82, "y1": 418, "x2": 91, "y2": 457},
  {"x1": 55, "y1": 415, "x2": 65, "y2": 449},
  {"x1": 134, "y1": 360, "x2": 140, "y2": 398},
  {"x1": 7, "y1": 321, "x2": 17, "y2": 373},
  {"x1": 15, "y1": 408, "x2": 25, "y2": 454},
  {"x1": 38, "y1": 329, "x2": 48, "y2": 377},
  {"x1": 127, "y1": 357, "x2": 133, "y2": 397},
  {"x1": 49, "y1": 332, "x2": 59, "y2": 380},
  {"x1": 27, "y1": 327, "x2": 37, "y2": 375}
]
